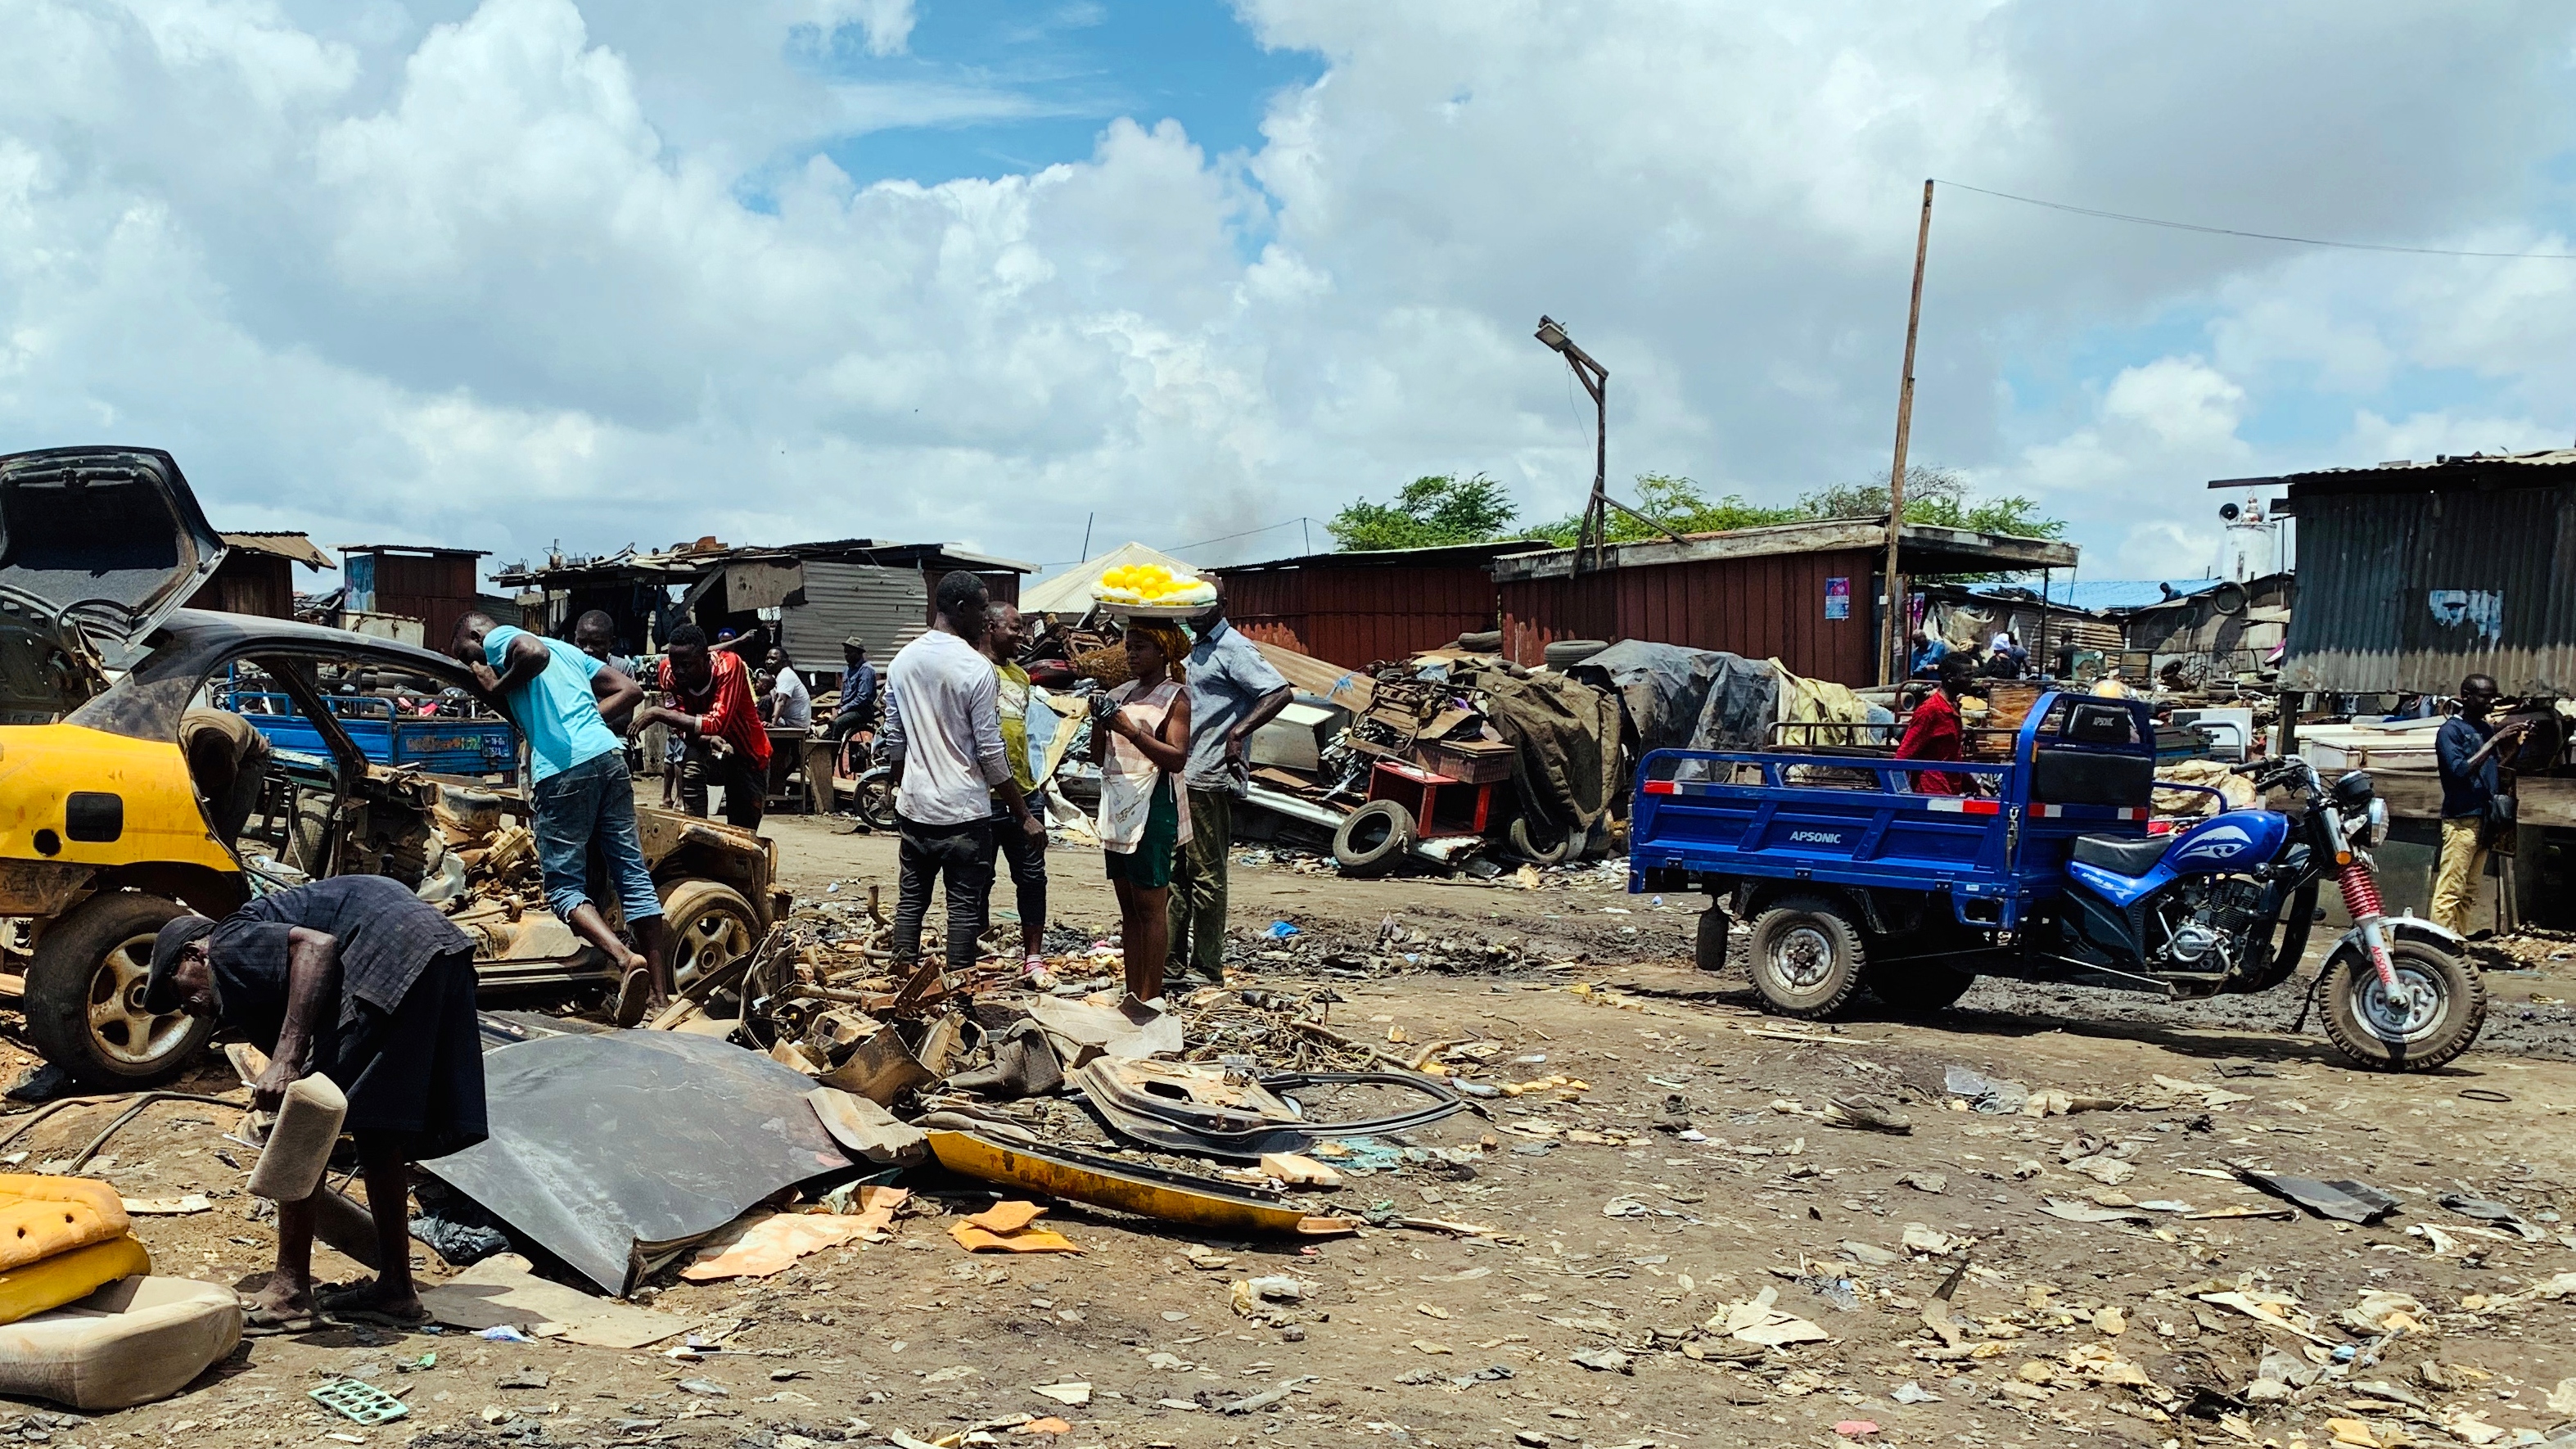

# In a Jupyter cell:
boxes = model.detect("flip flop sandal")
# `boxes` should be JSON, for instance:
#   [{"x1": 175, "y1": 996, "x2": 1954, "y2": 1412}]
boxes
[
  {"x1": 612, "y1": 968, "x2": 652, "y2": 1027},
  {"x1": 240, "y1": 1302, "x2": 326, "y2": 1335},
  {"x1": 318, "y1": 1285, "x2": 431, "y2": 1327}
]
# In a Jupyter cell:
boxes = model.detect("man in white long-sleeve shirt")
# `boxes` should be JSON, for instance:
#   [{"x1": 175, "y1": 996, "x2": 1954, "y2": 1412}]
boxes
[{"x1": 883, "y1": 571, "x2": 1044, "y2": 977}]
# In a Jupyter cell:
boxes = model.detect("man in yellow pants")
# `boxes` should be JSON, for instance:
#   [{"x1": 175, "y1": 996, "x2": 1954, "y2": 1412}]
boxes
[{"x1": 2434, "y1": 675, "x2": 2525, "y2": 937}]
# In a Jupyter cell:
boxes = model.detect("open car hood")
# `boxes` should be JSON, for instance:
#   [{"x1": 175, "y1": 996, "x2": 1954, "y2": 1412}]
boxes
[{"x1": 0, "y1": 447, "x2": 227, "y2": 682}]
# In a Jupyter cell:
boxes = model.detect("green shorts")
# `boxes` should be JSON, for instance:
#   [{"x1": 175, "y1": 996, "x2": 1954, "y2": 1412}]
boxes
[{"x1": 1104, "y1": 776, "x2": 1179, "y2": 889}]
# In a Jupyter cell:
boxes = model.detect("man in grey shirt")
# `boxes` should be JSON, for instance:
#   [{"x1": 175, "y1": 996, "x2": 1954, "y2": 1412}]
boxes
[
  {"x1": 884, "y1": 572, "x2": 1044, "y2": 978},
  {"x1": 1170, "y1": 582, "x2": 1293, "y2": 986}
]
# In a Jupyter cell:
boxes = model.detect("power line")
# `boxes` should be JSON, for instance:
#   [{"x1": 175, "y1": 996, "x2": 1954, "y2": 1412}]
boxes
[
  {"x1": 1936, "y1": 178, "x2": 2576, "y2": 260},
  {"x1": 1166, "y1": 516, "x2": 1318, "y2": 554}
]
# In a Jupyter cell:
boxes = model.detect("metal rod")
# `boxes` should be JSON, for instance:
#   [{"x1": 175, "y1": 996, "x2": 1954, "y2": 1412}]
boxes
[{"x1": 1880, "y1": 178, "x2": 1935, "y2": 686}]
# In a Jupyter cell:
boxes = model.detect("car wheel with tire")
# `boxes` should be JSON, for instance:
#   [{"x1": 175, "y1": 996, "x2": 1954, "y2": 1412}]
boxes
[
  {"x1": 659, "y1": 880, "x2": 760, "y2": 994},
  {"x1": 1694, "y1": 905, "x2": 1732, "y2": 973},
  {"x1": 25, "y1": 892, "x2": 213, "y2": 1090},
  {"x1": 2318, "y1": 939, "x2": 2486, "y2": 1072},
  {"x1": 1865, "y1": 961, "x2": 1977, "y2": 1015},
  {"x1": 1509, "y1": 815, "x2": 1575, "y2": 865},
  {"x1": 1332, "y1": 801, "x2": 1416, "y2": 876},
  {"x1": 1745, "y1": 894, "x2": 1868, "y2": 1018}
]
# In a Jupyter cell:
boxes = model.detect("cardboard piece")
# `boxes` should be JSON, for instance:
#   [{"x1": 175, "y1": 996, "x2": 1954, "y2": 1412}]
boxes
[
  {"x1": 417, "y1": 1254, "x2": 685, "y2": 1350},
  {"x1": 680, "y1": 1193, "x2": 909, "y2": 1281},
  {"x1": 950, "y1": 1201, "x2": 1080, "y2": 1254}
]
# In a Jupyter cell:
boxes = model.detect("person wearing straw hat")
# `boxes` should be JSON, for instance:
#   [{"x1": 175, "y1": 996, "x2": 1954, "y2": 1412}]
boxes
[{"x1": 142, "y1": 876, "x2": 485, "y2": 1331}]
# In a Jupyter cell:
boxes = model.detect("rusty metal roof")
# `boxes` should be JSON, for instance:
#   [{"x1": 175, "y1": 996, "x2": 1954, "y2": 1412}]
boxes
[
  {"x1": 1490, "y1": 517, "x2": 2077, "y2": 582},
  {"x1": 2215, "y1": 448, "x2": 2576, "y2": 498},
  {"x1": 219, "y1": 530, "x2": 335, "y2": 569}
]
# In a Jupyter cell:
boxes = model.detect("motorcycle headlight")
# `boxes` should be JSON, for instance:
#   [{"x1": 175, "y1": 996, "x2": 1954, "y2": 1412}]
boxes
[
  {"x1": 2332, "y1": 769, "x2": 2375, "y2": 812},
  {"x1": 2365, "y1": 797, "x2": 2389, "y2": 847}
]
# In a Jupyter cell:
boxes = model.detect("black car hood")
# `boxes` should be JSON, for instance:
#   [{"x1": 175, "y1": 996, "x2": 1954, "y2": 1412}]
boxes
[{"x1": 0, "y1": 446, "x2": 228, "y2": 676}]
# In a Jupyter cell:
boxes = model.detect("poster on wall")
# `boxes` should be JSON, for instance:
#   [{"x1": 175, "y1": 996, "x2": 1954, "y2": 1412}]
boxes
[{"x1": 1824, "y1": 576, "x2": 1851, "y2": 621}]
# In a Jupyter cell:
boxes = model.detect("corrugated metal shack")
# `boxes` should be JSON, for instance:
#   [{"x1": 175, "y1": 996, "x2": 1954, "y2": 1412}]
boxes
[
  {"x1": 340, "y1": 544, "x2": 488, "y2": 649},
  {"x1": 1491, "y1": 520, "x2": 2077, "y2": 685},
  {"x1": 2225, "y1": 449, "x2": 2576, "y2": 929},
  {"x1": 2253, "y1": 449, "x2": 2576, "y2": 696},
  {"x1": 493, "y1": 539, "x2": 1029, "y2": 663},
  {"x1": 1211, "y1": 541, "x2": 1552, "y2": 669},
  {"x1": 187, "y1": 531, "x2": 334, "y2": 619}
]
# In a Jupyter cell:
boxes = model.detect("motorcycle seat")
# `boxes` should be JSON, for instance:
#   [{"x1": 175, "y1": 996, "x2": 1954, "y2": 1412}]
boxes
[{"x1": 2070, "y1": 833, "x2": 2169, "y2": 878}]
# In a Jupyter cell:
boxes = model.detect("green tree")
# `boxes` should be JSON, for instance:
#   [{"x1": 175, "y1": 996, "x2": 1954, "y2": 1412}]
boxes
[
  {"x1": 1328, "y1": 473, "x2": 1520, "y2": 551},
  {"x1": 1797, "y1": 465, "x2": 2068, "y2": 541},
  {"x1": 1531, "y1": 473, "x2": 1801, "y2": 546},
  {"x1": 1797, "y1": 466, "x2": 2068, "y2": 581}
]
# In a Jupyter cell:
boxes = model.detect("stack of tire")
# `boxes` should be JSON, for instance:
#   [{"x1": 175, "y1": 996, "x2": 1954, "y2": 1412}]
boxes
[{"x1": 0, "y1": 1176, "x2": 243, "y2": 1408}]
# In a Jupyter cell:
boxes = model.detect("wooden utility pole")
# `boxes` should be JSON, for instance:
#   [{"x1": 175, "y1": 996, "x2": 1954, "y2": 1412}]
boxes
[{"x1": 1879, "y1": 178, "x2": 1934, "y2": 686}]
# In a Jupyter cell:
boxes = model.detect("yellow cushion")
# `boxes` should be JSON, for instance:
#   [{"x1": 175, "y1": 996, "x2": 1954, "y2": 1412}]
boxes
[
  {"x1": 0, "y1": 1177, "x2": 129, "y2": 1271},
  {"x1": 0, "y1": 1237, "x2": 151, "y2": 1327}
]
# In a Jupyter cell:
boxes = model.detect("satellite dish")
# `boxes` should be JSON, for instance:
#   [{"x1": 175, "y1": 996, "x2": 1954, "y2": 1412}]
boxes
[{"x1": 2218, "y1": 502, "x2": 2241, "y2": 522}]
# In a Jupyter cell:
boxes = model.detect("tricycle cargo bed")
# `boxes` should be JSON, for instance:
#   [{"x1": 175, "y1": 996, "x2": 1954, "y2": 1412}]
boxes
[{"x1": 1629, "y1": 693, "x2": 2159, "y2": 930}]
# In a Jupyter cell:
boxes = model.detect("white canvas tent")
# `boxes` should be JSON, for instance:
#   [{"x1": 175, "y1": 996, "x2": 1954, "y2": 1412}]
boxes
[{"x1": 1020, "y1": 541, "x2": 1197, "y2": 618}]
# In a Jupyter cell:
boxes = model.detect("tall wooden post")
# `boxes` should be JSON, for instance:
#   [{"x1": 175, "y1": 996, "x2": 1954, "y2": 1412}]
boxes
[{"x1": 1879, "y1": 179, "x2": 1935, "y2": 685}]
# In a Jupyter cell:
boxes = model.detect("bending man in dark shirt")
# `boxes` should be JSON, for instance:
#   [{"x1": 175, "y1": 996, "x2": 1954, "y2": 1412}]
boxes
[{"x1": 144, "y1": 877, "x2": 488, "y2": 1329}]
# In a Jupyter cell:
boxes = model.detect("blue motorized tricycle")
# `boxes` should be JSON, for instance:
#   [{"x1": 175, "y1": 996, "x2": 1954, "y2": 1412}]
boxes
[{"x1": 1627, "y1": 690, "x2": 2485, "y2": 1071}]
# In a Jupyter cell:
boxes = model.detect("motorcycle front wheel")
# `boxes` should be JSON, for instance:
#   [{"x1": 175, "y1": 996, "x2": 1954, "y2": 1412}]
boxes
[{"x1": 2317, "y1": 940, "x2": 2487, "y2": 1072}]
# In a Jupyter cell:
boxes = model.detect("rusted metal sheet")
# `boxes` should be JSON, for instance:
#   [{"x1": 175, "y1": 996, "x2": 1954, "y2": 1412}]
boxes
[
  {"x1": 184, "y1": 554, "x2": 295, "y2": 620},
  {"x1": 365, "y1": 550, "x2": 482, "y2": 652},
  {"x1": 2282, "y1": 485, "x2": 2576, "y2": 695},
  {"x1": 1220, "y1": 564, "x2": 1496, "y2": 670},
  {"x1": 1501, "y1": 549, "x2": 1879, "y2": 684}
]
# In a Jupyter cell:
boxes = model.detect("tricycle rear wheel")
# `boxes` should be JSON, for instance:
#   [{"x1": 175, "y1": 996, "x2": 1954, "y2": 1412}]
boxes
[{"x1": 1746, "y1": 895, "x2": 1867, "y2": 1018}]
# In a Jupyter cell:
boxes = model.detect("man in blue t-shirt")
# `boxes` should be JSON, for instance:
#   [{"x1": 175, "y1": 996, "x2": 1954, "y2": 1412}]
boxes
[{"x1": 452, "y1": 612, "x2": 669, "y2": 1023}]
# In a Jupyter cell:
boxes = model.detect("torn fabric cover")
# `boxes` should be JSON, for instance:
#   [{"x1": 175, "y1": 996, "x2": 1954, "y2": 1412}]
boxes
[
  {"x1": 1446, "y1": 663, "x2": 1620, "y2": 833},
  {"x1": 418, "y1": 1031, "x2": 850, "y2": 1295},
  {"x1": 1565, "y1": 642, "x2": 1779, "y2": 755}
]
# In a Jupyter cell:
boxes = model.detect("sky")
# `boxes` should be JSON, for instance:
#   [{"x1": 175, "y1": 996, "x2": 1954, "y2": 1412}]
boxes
[{"x1": 3, "y1": 1, "x2": 2573, "y2": 589}]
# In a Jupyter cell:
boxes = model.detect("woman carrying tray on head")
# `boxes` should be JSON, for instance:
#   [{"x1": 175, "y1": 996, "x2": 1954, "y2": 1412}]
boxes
[{"x1": 1090, "y1": 621, "x2": 1193, "y2": 1006}]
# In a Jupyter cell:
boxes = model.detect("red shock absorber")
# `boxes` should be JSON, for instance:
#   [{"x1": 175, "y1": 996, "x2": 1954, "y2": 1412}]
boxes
[{"x1": 2338, "y1": 866, "x2": 2384, "y2": 923}]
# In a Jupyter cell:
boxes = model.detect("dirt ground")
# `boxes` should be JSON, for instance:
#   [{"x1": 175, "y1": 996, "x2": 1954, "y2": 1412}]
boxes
[{"x1": 13, "y1": 814, "x2": 2576, "y2": 1449}]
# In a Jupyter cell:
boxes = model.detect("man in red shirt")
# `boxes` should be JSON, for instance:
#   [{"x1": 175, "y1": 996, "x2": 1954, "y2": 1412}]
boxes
[
  {"x1": 637, "y1": 625, "x2": 773, "y2": 830},
  {"x1": 1894, "y1": 651, "x2": 1978, "y2": 795}
]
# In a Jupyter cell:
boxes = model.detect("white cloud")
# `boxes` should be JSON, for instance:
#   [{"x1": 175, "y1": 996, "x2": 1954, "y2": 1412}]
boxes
[
  {"x1": 810, "y1": 0, "x2": 911, "y2": 56},
  {"x1": 0, "y1": 0, "x2": 2570, "y2": 585}
]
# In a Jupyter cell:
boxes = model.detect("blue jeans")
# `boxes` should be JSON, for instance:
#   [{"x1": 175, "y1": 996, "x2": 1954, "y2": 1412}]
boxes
[{"x1": 531, "y1": 751, "x2": 662, "y2": 927}]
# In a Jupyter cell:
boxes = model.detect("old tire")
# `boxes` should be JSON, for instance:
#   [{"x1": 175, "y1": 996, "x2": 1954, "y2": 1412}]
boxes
[
  {"x1": 1866, "y1": 962, "x2": 1977, "y2": 1016},
  {"x1": 1542, "y1": 639, "x2": 1611, "y2": 670},
  {"x1": 25, "y1": 893, "x2": 213, "y2": 1090},
  {"x1": 1694, "y1": 905, "x2": 1732, "y2": 973},
  {"x1": 2318, "y1": 940, "x2": 2486, "y2": 1072},
  {"x1": 1333, "y1": 801, "x2": 1416, "y2": 876},
  {"x1": 1455, "y1": 630, "x2": 1504, "y2": 653},
  {"x1": 660, "y1": 880, "x2": 759, "y2": 995},
  {"x1": 1746, "y1": 895, "x2": 1869, "y2": 1018},
  {"x1": 1509, "y1": 815, "x2": 1575, "y2": 865}
]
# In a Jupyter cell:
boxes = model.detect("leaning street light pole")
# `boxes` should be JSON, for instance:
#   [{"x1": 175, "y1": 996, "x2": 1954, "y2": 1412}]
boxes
[
  {"x1": 1535, "y1": 315, "x2": 1609, "y2": 573},
  {"x1": 1879, "y1": 179, "x2": 1934, "y2": 686}
]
